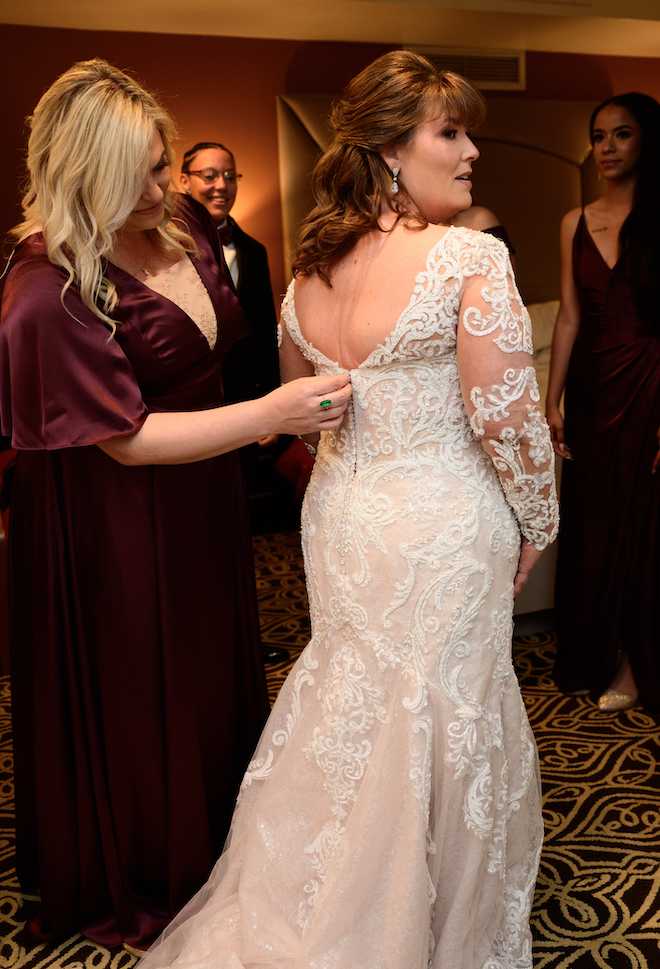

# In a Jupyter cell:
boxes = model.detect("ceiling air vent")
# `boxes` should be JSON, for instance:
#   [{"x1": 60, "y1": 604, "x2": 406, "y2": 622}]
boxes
[{"x1": 407, "y1": 47, "x2": 526, "y2": 91}]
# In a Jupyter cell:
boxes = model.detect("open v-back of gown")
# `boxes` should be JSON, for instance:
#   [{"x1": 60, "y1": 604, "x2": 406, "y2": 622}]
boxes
[{"x1": 141, "y1": 228, "x2": 558, "y2": 969}]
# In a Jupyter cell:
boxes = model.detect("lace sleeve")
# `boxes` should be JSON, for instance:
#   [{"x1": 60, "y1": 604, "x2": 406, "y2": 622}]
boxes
[{"x1": 455, "y1": 236, "x2": 559, "y2": 550}]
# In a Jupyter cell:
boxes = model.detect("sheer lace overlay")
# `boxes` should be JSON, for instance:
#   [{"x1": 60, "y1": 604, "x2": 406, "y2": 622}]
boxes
[
  {"x1": 144, "y1": 255, "x2": 218, "y2": 348},
  {"x1": 142, "y1": 229, "x2": 557, "y2": 969}
]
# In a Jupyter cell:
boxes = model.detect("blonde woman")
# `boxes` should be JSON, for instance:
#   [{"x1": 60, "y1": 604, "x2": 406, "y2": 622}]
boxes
[
  {"x1": 141, "y1": 50, "x2": 557, "y2": 969},
  {"x1": 0, "y1": 60, "x2": 350, "y2": 950}
]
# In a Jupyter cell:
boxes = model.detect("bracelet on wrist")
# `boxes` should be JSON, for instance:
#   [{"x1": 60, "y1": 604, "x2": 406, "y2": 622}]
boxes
[{"x1": 298, "y1": 435, "x2": 317, "y2": 457}]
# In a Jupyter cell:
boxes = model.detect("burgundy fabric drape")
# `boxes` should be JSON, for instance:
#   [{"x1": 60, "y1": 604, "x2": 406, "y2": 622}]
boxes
[{"x1": 0, "y1": 196, "x2": 270, "y2": 946}]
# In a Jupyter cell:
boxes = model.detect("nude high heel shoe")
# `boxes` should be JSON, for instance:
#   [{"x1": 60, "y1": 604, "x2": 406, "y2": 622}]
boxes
[
  {"x1": 598, "y1": 689, "x2": 638, "y2": 712},
  {"x1": 599, "y1": 651, "x2": 638, "y2": 711}
]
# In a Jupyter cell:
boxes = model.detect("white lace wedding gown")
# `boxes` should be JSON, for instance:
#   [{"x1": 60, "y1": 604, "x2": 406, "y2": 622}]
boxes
[{"x1": 141, "y1": 229, "x2": 558, "y2": 969}]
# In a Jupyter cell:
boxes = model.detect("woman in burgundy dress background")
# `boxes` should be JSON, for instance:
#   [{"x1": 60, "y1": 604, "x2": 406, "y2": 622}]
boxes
[
  {"x1": 0, "y1": 59, "x2": 351, "y2": 951},
  {"x1": 546, "y1": 92, "x2": 660, "y2": 713}
]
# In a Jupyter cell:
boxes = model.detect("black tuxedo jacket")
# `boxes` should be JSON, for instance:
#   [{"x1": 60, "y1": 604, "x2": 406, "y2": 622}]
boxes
[{"x1": 221, "y1": 218, "x2": 280, "y2": 404}]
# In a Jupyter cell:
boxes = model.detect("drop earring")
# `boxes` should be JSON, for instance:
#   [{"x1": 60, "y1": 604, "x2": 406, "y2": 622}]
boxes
[{"x1": 391, "y1": 167, "x2": 400, "y2": 196}]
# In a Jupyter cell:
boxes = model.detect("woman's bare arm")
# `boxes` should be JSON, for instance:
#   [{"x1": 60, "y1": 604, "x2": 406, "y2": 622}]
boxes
[
  {"x1": 98, "y1": 373, "x2": 351, "y2": 466},
  {"x1": 546, "y1": 209, "x2": 582, "y2": 459}
]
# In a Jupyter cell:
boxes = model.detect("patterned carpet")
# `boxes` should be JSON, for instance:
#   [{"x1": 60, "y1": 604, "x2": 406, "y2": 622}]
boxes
[{"x1": 1, "y1": 531, "x2": 659, "y2": 967}]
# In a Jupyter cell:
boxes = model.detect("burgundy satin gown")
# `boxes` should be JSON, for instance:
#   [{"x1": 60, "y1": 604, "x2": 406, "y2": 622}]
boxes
[
  {"x1": 0, "y1": 196, "x2": 270, "y2": 947},
  {"x1": 554, "y1": 213, "x2": 660, "y2": 711}
]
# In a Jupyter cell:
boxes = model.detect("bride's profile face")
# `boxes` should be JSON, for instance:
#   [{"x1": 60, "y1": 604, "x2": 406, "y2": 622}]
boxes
[{"x1": 382, "y1": 113, "x2": 480, "y2": 224}]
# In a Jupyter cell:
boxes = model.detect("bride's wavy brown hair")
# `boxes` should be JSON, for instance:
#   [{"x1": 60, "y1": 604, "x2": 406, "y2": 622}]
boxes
[{"x1": 292, "y1": 49, "x2": 486, "y2": 284}]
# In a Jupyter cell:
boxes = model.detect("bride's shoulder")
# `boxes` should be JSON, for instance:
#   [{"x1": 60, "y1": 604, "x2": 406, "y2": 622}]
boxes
[
  {"x1": 443, "y1": 223, "x2": 505, "y2": 251},
  {"x1": 422, "y1": 223, "x2": 510, "y2": 273},
  {"x1": 281, "y1": 275, "x2": 296, "y2": 310}
]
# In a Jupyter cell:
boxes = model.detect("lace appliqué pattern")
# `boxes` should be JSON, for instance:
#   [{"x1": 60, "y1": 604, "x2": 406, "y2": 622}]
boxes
[
  {"x1": 141, "y1": 229, "x2": 556, "y2": 969},
  {"x1": 144, "y1": 255, "x2": 218, "y2": 348},
  {"x1": 273, "y1": 230, "x2": 554, "y2": 964}
]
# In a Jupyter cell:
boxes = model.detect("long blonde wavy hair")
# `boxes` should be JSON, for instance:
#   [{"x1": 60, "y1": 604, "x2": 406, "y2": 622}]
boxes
[
  {"x1": 292, "y1": 50, "x2": 487, "y2": 285},
  {"x1": 11, "y1": 58, "x2": 195, "y2": 333}
]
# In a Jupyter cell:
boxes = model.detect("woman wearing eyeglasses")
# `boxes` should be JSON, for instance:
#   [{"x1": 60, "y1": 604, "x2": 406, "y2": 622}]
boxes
[
  {"x1": 180, "y1": 144, "x2": 280, "y2": 408},
  {"x1": 0, "y1": 61, "x2": 351, "y2": 950},
  {"x1": 180, "y1": 144, "x2": 285, "y2": 527}
]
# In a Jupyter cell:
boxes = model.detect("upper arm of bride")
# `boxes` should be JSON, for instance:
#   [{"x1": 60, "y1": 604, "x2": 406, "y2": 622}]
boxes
[{"x1": 279, "y1": 303, "x2": 316, "y2": 384}]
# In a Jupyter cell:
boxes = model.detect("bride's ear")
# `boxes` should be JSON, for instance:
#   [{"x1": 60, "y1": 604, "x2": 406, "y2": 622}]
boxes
[{"x1": 379, "y1": 146, "x2": 399, "y2": 172}]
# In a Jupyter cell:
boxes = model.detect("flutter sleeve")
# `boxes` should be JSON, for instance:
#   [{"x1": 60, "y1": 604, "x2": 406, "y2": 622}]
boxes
[
  {"x1": 455, "y1": 233, "x2": 559, "y2": 550},
  {"x1": 0, "y1": 246, "x2": 148, "y2": 450}
]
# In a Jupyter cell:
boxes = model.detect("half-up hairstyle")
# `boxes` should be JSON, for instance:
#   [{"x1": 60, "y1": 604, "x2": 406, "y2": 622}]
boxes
[
  {"x1": 292, "y1": 49, "x2": 486, "y2": 284},
  {"x1": 590, "y1": 92, "x2": 660, "y2": 327},
  {"x1": 11, "y1": 58, "x2": 196, "y2": 334}
]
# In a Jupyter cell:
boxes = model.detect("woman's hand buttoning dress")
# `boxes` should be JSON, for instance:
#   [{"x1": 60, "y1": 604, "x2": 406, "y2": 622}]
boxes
[
  {"x1": 140, "y1": 49, "x2": 558, "y2": 969},
  {"x1": 0, "y1": 59, "x2": 350, "y2": 951},
  {"x1": 546, "y1": 92, "x2": 660, "y2": 713}
]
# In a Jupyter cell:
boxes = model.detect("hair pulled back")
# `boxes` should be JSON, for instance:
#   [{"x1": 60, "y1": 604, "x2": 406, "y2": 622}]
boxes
[
  {"x1": 12, "y1": 58, "x2": 195, "y2": 333},
  {"x1": 590, "y1": 92, "x2": 660, "y2": 326},
  {"x1": 181, "y1": 142, "x2": 234, "y2": 172},
  {"x1": 292, "y1": 49, "x2": 486, "y2": 284}
]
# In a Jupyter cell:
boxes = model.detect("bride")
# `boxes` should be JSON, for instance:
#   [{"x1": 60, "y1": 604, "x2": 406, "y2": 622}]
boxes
[{"x1": 142, "y1": 50, "x2": 558, "y2": 969}]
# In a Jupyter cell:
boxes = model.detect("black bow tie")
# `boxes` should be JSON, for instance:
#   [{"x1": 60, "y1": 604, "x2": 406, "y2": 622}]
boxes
[{"x1": 218, "y1": 223, "x2": 233, "y2": 246}]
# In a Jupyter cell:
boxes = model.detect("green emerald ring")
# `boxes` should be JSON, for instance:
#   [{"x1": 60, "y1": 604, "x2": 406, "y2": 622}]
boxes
[{"x1": 320, "y1": 399, "x2": 331, "y2": 409}]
